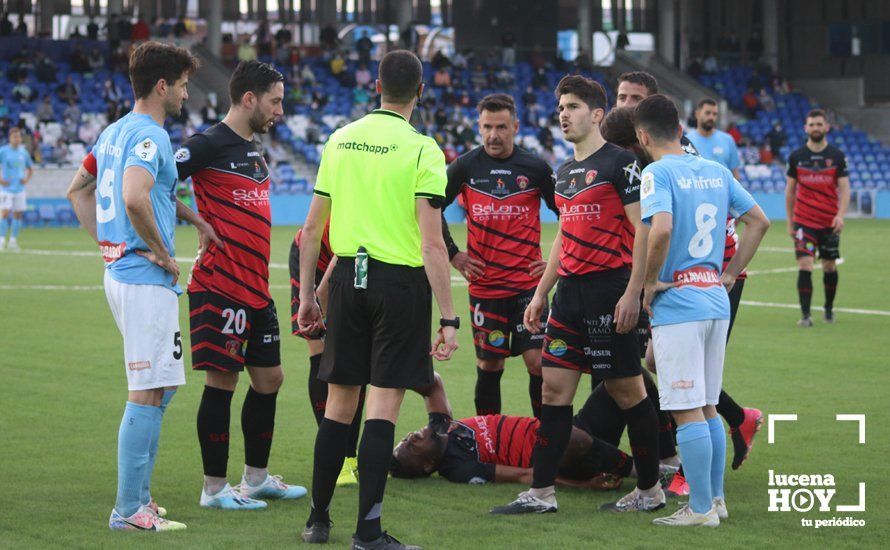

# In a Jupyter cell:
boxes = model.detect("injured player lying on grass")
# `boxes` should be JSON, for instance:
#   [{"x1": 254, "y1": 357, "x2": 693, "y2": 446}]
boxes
[{"x1": 390, "y1": 391, "x2": 677, "y2": 490}]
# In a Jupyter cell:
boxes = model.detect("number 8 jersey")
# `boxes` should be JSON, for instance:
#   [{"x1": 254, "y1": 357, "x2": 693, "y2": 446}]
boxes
[
  {"x1": 92, "y1": 112, "x2": 179, "y2": 293},
  {"x1": 640, "y1": 154, "x2": 757, "y2": 327}
]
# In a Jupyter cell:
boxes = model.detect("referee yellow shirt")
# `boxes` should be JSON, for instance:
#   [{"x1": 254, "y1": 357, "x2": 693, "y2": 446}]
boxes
[{"x1": 313, "y1": 109, "x2": 447, "y2": 267}]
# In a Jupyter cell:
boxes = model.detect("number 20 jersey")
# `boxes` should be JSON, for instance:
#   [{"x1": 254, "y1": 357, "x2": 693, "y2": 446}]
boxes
[
  {"x1": 640, "y1": 154, "x2": 757, "y2": 327},
  {"x1": 93, "y1": 112, "x2": 179, "y2": 293}
]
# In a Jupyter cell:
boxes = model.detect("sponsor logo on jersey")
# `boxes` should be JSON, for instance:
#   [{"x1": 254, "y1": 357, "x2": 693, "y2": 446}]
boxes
[
  {"x1": 569, "y1": 168, "x2": 586, "y2": 175},
  {"x1": 641, "y1": 172, "x2": 655, "y2": 199},
  {"x1": 233, "y1": 188, "x2": 270, "y2": 206},
  {"x1": 516, "y1": 175, "x2": 529, "y2": 189},
  {"x1": 470, "y1": 202, "x2": 531, "y2": 218},
  {"x1": 585, "y1": 169, "x2": 598, "y2": 184},
  {"x1": 99, "y1": 240, "x2": 126, "y2": 263},
  {"x1": 547, "y1": 339, "x2": 568, "y2": 357},
  {"x1": 247, "y1": 151, "x2": 261, "y2": 157},
  {"x1": 490, "y1": 169, "x2": 512, "y2": 175},
  {"x1": 95, "y1": 139, "x2": 123, "y2": 159},
  {"x1": 583, "y1": 348, "x2": 612, "y2": 357},
  {"x1": 672, "y1": 266, "x2": 721, "y2": 288},
  {"x1": 128, "y1": 360, "x2": 151, "y2": 371},
  {"x1": 558, "y1": 202, "x2": 601, "y2": 220},
  {"x1": 677, "y1": 176, "x2": 724, "y2": 190},
  {"x1": 336, "y1": 140, "x2": 394, "y2": 155},
  {"x1": 488, "y1": 330, "x2": 505, "y2": 347},
  {"x1": 623, "y1": 161, "x2": 642, "y2": 186}
]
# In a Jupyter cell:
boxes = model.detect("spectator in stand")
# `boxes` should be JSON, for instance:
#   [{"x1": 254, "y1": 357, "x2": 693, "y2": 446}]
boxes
[
  {"x1": 355, "y1": 63, "x2": 372, "y2": 88},
  {"x1": 356, "y1": 30, "x2": 373, "y2": 64},
  {"x1": 431, "y1": 49, "x2": 451, "y2": 71},
  {"x1": 51, "y1": 137, "x2": 70, "y2": 165},
  {"x1": 106, "y1": 13, "x2": 120, "y2": 47},
  {"x1": 433, "y1": 66, "x2": 451, "y2": 88},
  {"x1": 78, "y1": 117, "x2": 100, "y2": 145},
  {"x1": 470, "y1": 64, "x2": 488, "y2": 90},
  {"x1": 330, "y1": 51, "x2": 346, "y2": 81},
  {"x1": 154, "y1": 17, "x2": 171, "y2": 38},
  {"x1": 69, "y1": 45, "x2": 90, "y2": 73},
  {"x1": 87, "y1": 47, "x2": 106, "y2": 72},
  {"x1": 104, "y1": 100, "x2": 120, "y2": 123},
  {"x1": 301, "y1": 63, "x2": 316, "y2": 87},
  {"x1": 0, "y1": 12, "x2": 13, "y2": 36},
  {"x1": 747, "y1": 31, "x2": 764, "y2": 62},
  {"x1": 767, "y1": 122, "x2": 787, "y2": 161},
  {"x1": 238, "y1": 38, "x2": 257, "y2": 62},
  {"x1": 63, "y1": 98, "x2": 82, "y2": 123},
  {"x1": 727, "y1": 122, "x2": 743, "y2": 145},
  {"x1": 102, "y1": 78, "x2": 123, "y2": 103},
  {"x1": 495, "y1": 66, "x2": 514, "y2": 88},
  {"x1": 15, "y1": 14, "x2": 27, "y2": 35},
  {"x1": 452, "y1": 49, "x2": 468, "y2": 70},
  {"x1": 320, "y1": 24, "x2": 338, "y2": 51},
  {"x1": 119, "y1": 98, "x2": 132, "y2": 118},
  {"x1": 758, "y1": 88, "x2": 776, "y2": 112},
  {"x1": 532, "y1": 66, "x2": 548, "y2": 90},
  {"x1": 703, "y1": 54, "x2": 718, "y2": 74},
  {"x1": 56, "y1": 75, "x2": 81, "y2": 102},
  {"x1": 61, "y1": 116, "x2": 79, "y2": 143},
  {"x1": 201, "y1": 98, "x2": 219, "y2": 125},
  {"x1": 739, "y1": 139, "x2": 760, "y2": 165},
  {"x1": 256, "y1": 19, "x2": 272, "y2": 57},
  {"x1": 111, "y1": 45, "x2": 128, "y2": 72},
  {"x1": 11, "y1": 77, "x2": 34, "y2": 103},
  {"x1": 37, "y1": 96, "x2": 56, "y2": 123},
  {"x1": 400, "y1": 22, "x2": 418, "y2": 51},
  {"x1": 116, "y1": 16, "x2": 132, "y2": 43},
  {"x1": 0, "y1": 97, "x2": 8, "y2": 119},
  {"x1": 173, "y1": 18, "x2": 187, "y2": 37},
  {"x1": 501, "y1": 28, "x2": 516, "y2": 66},
  {"x1": 759, "y1": 143, "x2": 774, "y2": 164},
  {"x1": 70, "y1": 26, "x2": 84, "y2": 39},
  {"x1": 86, "y1": 17, "x2": 99, "y2": 40},
  {"x1": 772, "y1": 76, "x2": 790, "y2": 95},
  {"x1": 9, "y1": 48, "x2": 34, "y2": 80},
  {"x1": 35, "y1": 53, "x2": 58, "y2": 83},
  {"x1": 275, "y1": 24, "x2": 293, "y2": 50},
  {"x1": 687, "y1": 57, "x2": 703, "y2": 79},
  {"x1": 742, "y1": 87, "x2": 759, "y2": 118},
  {"x1": 130, "y1": 17, "x2": 151, "y2": 42}
]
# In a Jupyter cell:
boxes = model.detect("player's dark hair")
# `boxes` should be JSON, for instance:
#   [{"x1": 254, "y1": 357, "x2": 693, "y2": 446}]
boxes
[
  {"x1": 229, "y1": 60, "x2": 285, "y2": 105},
  {"x1": 128, "y1": 41, "x2": 199, "y2": 100},
  {"x1": 618, "y1": 71, "x2": 658, "y2": 95},
  {"x1": 8, "y1": 127, "x2": 20, "y2": 137},
  {"x1": 696, "y1": 97, "x2": 718, "y2": 110},
  {"x1": 389, "y1": 456, "x2": 432, "y2": 479},
  {"x1": 601, "y1": 107, "x2": 638, "y2": 148},
  {"x1": 477, "y1": 93, "x2": 516, "y2": 118},
  {"x1": 806, "y1": 108, "x2": 827, "y2": 121},
  {"x1": 378, "y1": 49, "x2": 423, "y2": 104},
  {"x1": 555, "y1": 75, "x2": 607, "y2": 111},
  {"x1": 634, "y1": 94, "x2": 681, "y2": 142}
]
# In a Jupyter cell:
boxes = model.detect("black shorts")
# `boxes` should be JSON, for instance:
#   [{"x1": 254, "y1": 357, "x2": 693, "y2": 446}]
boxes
[
  {"x1": 794, "y1": 223, "x2": 840, "y2": 260},
  {"x1": 470, "y1": 289, "x2": 547, "y2": 360},
  {"x1": 541, "y1": 269, "x2": 641, "y2": 378},
  {"x1": 321, "y1": 257, "x2": 434, "y2": 389},
  {"x1": 289, "y1": 239, "x2": 325, "y2": 340},
  {"x1": 635, "y1": 298, "x2": 650, "y2": 359},
  {"x1": 726, "y1": 277, "x2": 745, "y2": 341},
  {"x1": 189, "y1": 291, "x2": 281, "y2": 372}
]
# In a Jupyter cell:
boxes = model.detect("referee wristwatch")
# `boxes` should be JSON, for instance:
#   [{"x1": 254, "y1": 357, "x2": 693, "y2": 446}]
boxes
[{"x1": 439, "y1": 317, "x2": 460, "y2": 329}]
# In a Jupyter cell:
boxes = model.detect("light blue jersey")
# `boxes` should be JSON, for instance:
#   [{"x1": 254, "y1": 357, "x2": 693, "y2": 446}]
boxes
[
  {"x1": 686, "y1": 129, "x2": 740, "y2": 173},
  {"x1": 0, "y1": 144, "x2": 33, "y2": 193},
  {"x1": 93, "y1": 112, "x2": 180, "y2": 293},
  {"x1": 641, "y1": 154, "x2": 757, "y2": 327}
]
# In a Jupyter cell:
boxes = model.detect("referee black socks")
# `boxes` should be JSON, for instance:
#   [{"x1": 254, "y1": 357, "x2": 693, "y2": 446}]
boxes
[
  {"x1": 620, "y1": 398, "x2": 660, "y2": 491},
  {"x1": 308, "y1": 418, "x2": 351, "y2": 526},
  {"x1": 242, "y1": 387, "x2": 277, "y2": 470},
  {"x1": 798, "y1": 270, "x2": 813, "y2": 317},
  {"x1": 197, "y1": 385, "x2": 234, "y2": 478},
  {"x1": 531, "y1": 405, "x2": 573, "y2": 489},
  {"x1": 474, "y1": 368, "x2": 503, "y2": 415},
  {"x1": 356, "y1": 419, "x2": 396, "y2": 542}
]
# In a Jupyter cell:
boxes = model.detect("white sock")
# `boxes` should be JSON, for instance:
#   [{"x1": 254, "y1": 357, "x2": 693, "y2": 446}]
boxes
[
  {"x1": 245, "y1": 465, "x2": 268, "y2": 486},
  {"x1": 527, "y1": 486, "x2": 556, "y2": 502},
  {"x1": 661, "y1": 455, "x2": 681, "y2": 468}
]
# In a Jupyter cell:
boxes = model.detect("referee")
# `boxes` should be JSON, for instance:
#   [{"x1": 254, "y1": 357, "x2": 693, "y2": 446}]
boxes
[{"x1": 298, "y1": 50, "x2": 458, "y2": 550}]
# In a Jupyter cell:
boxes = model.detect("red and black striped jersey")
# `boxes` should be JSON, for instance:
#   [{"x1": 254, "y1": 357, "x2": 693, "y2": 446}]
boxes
[
  {"x1": 460, "y1": 414, "x2": 539, "y2": 468},
  {"x1": 441, "y1": 146, "x2": 556, "y2": 299},
  {"x1": 786, "y1": 144, "x2": 847, "y2": 229},
  {"x1": 555, "y1": 143, "x2": 641, "y2": 277},
  {"x1": 175, "y1": 123, "x2": 272, "y2": 309},
  {"x1": 723, "y1": 217, "x2": 747, "y2": 280},
  {"x1": 294, "y1": 221, "x2": 334, "y2": 280}
]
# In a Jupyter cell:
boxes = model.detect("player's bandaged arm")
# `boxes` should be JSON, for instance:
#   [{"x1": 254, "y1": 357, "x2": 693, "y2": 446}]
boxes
[
  {"x1": 123, "y1": 166, "x2": 171, "y2": 262},
  {"x1": 66, "y1": 163, "x2": 98, "y2": 243}
]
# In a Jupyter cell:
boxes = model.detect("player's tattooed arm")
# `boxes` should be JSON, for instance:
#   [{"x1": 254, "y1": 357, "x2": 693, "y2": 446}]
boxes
[{"x1": 66, "y1": 164, "x2": 99, "y2": 243}]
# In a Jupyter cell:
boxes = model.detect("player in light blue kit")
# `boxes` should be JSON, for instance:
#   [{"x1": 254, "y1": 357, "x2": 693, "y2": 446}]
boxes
[
  {"x1": 66, "y1": 41, "x2": 217, "y2": 532},
  {"x1": 0, "y1": 127, "x2": 34, "y2": 251},
  {"x1": 685, "y1": 98, "x2": 741, "y2": 179},
  {"x1": 634, "y1": 95, "x2": 770, "y2": 527}
]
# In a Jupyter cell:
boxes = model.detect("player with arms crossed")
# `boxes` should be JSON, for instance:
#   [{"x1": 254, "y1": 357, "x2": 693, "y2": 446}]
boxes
[
  {"x1": 785, "y1": 109, "x2": 849, "y2": 326},
  {"x1": 440, "y1": 93, "x2": 556, "y2": 419},
  {"x1": 173, "y1": 60, "x2": 307, "y2": 509},
  {"x1": 636, "y1": 94, "x2": 769, "y2": 527},
  {"x1": 0, "y1": 127, "x2": 33, "y2": 251},
  {"x1": 66, "y1": 41, "x2": 205, "y2": 531},
  {"x1": 490, "y1": 75, "x2": 663, "y2": 516}
]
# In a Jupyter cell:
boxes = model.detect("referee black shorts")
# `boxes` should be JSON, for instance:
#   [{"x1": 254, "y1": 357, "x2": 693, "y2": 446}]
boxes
[{"x1": 320, "y1": 256, "x2": 434, "y2": 390}]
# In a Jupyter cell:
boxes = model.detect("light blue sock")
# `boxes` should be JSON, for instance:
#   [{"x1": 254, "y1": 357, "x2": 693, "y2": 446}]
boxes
[
  {"x1": 707, "y1": 416, "x2": 726, "y2": 499},
  {"x1": 0, "y1": 217, "x2": 8, "y2": 239},
  {"x1": 116, "y1": 402, "x2": 160, "y2": 517},
  {"x1": 10, "y1": 217, "x2": 21, "y2": 238},
  {"x1": 676, "y1": 421, "x2": 713, "y2": 514},
  {"x1": 141, "y1": 390, "x2": 177, "y2": 505}
]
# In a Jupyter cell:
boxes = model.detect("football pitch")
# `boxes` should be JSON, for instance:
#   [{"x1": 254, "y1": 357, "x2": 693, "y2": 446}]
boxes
[{"x1": 1, "y1": 219, "x2": 888, "y2": 549}]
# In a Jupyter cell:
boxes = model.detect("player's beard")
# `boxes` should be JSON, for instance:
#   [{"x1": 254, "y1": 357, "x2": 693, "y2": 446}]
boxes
[
  {"x1": 164, "y1": 96, "x2": 183, "y2": 118},
  {"x1": 249, "y1": 108, "x2": 272, "y2": 134},
  {"x1": 809, "y1": 131, "x2": 825, "y2": 143},
  {"x1": 700, "y1": 120, "x2": 715, "y2": 132}
]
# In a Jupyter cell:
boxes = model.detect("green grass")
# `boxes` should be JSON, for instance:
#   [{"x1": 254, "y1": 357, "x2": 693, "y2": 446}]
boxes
[{"x1": 1, "y1": 219, "x2": 888, "y2": 548}]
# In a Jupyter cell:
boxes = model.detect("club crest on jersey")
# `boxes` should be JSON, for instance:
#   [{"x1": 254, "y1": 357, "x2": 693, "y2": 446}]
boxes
[
  {"x1": 226, "y1": 339, "x2": 242, "y2": 357},
  {"x1": 641, "y1": 172, "x2": 655, "y2": 199},
  {"x1": 174, "y1": 147, "x2": 191, "y2": 163},
  {"x1": 826, "y1": 158, "x2": 834, "y2": 167},
  {"x1": 585, "y1": 169, "x2": 598, "y2": 184},
  {"x1": 516, "y1": 175, "x2": 529, "y2": 190},
  {"x1": 135, "y1": 138, "x2": 158, "y2": 162}
]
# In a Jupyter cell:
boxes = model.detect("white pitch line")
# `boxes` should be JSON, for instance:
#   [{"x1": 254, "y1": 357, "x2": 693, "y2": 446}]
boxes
[
  {"x1": 740, "y1": 300, "x2": 890, "y2": 317},
  {"x1": 747, "y1": 257, "x2": 844, "y2": 276},
  {"x1": 759, "y1": 246, "x2": 795, "y2": 253},
  {"x1": 15, "y1": 249, "x2": 288, "y2": 269}
]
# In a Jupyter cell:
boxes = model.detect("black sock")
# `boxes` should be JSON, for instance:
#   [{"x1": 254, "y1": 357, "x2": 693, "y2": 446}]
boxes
[
  {"x1": 356, "y1": 419, "x2": 396, "y2": 542},
  {"x1": 308, "y1": 354, "x2": 327, "y2": 426},
  {"x1": 798, "y1": 270, "x2": 813, "y2": 317},
  {"x1": 531, "y1": 405, "x2": 573, "y2": 489},
  {"x1": 346, "y1": 387, "x2": 366, "y2": 458},
  {"x1": 823, "y1": 271, "x2": 838, "y2": 311},
  {"x1": 242, "y1": 386, "x2": 277, "y2": 469},
  {"x1": 197, "y1": 385, "x2": 234, "y2": 478},
  {"x1": 576, "y1": 437, "x2": 634, "y2": 478},
  {"x1": 716, "y1": 389, "x2": 745, "y2": 429},
  {"x1": 621, "y1": 398, "x2": 660, "y2": 490},
  {"x1": 428, "y1": 412, "x2": 452, "y2": 435},
  {"x1": 528, "y1": 373, "x2": 543, "y2": 418},
  {"x1": 642, "y1": 371, "x2": 676, "y2": 459},
  {"x1": 576, "y1": 383, "x2": 625, "y2": 447},
  {"x1": 308, "y1": 418, "x2": 351, "y2": 526},
  {"x1": 474, "y1": 368, "x2": 503, "y2": 415}
]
